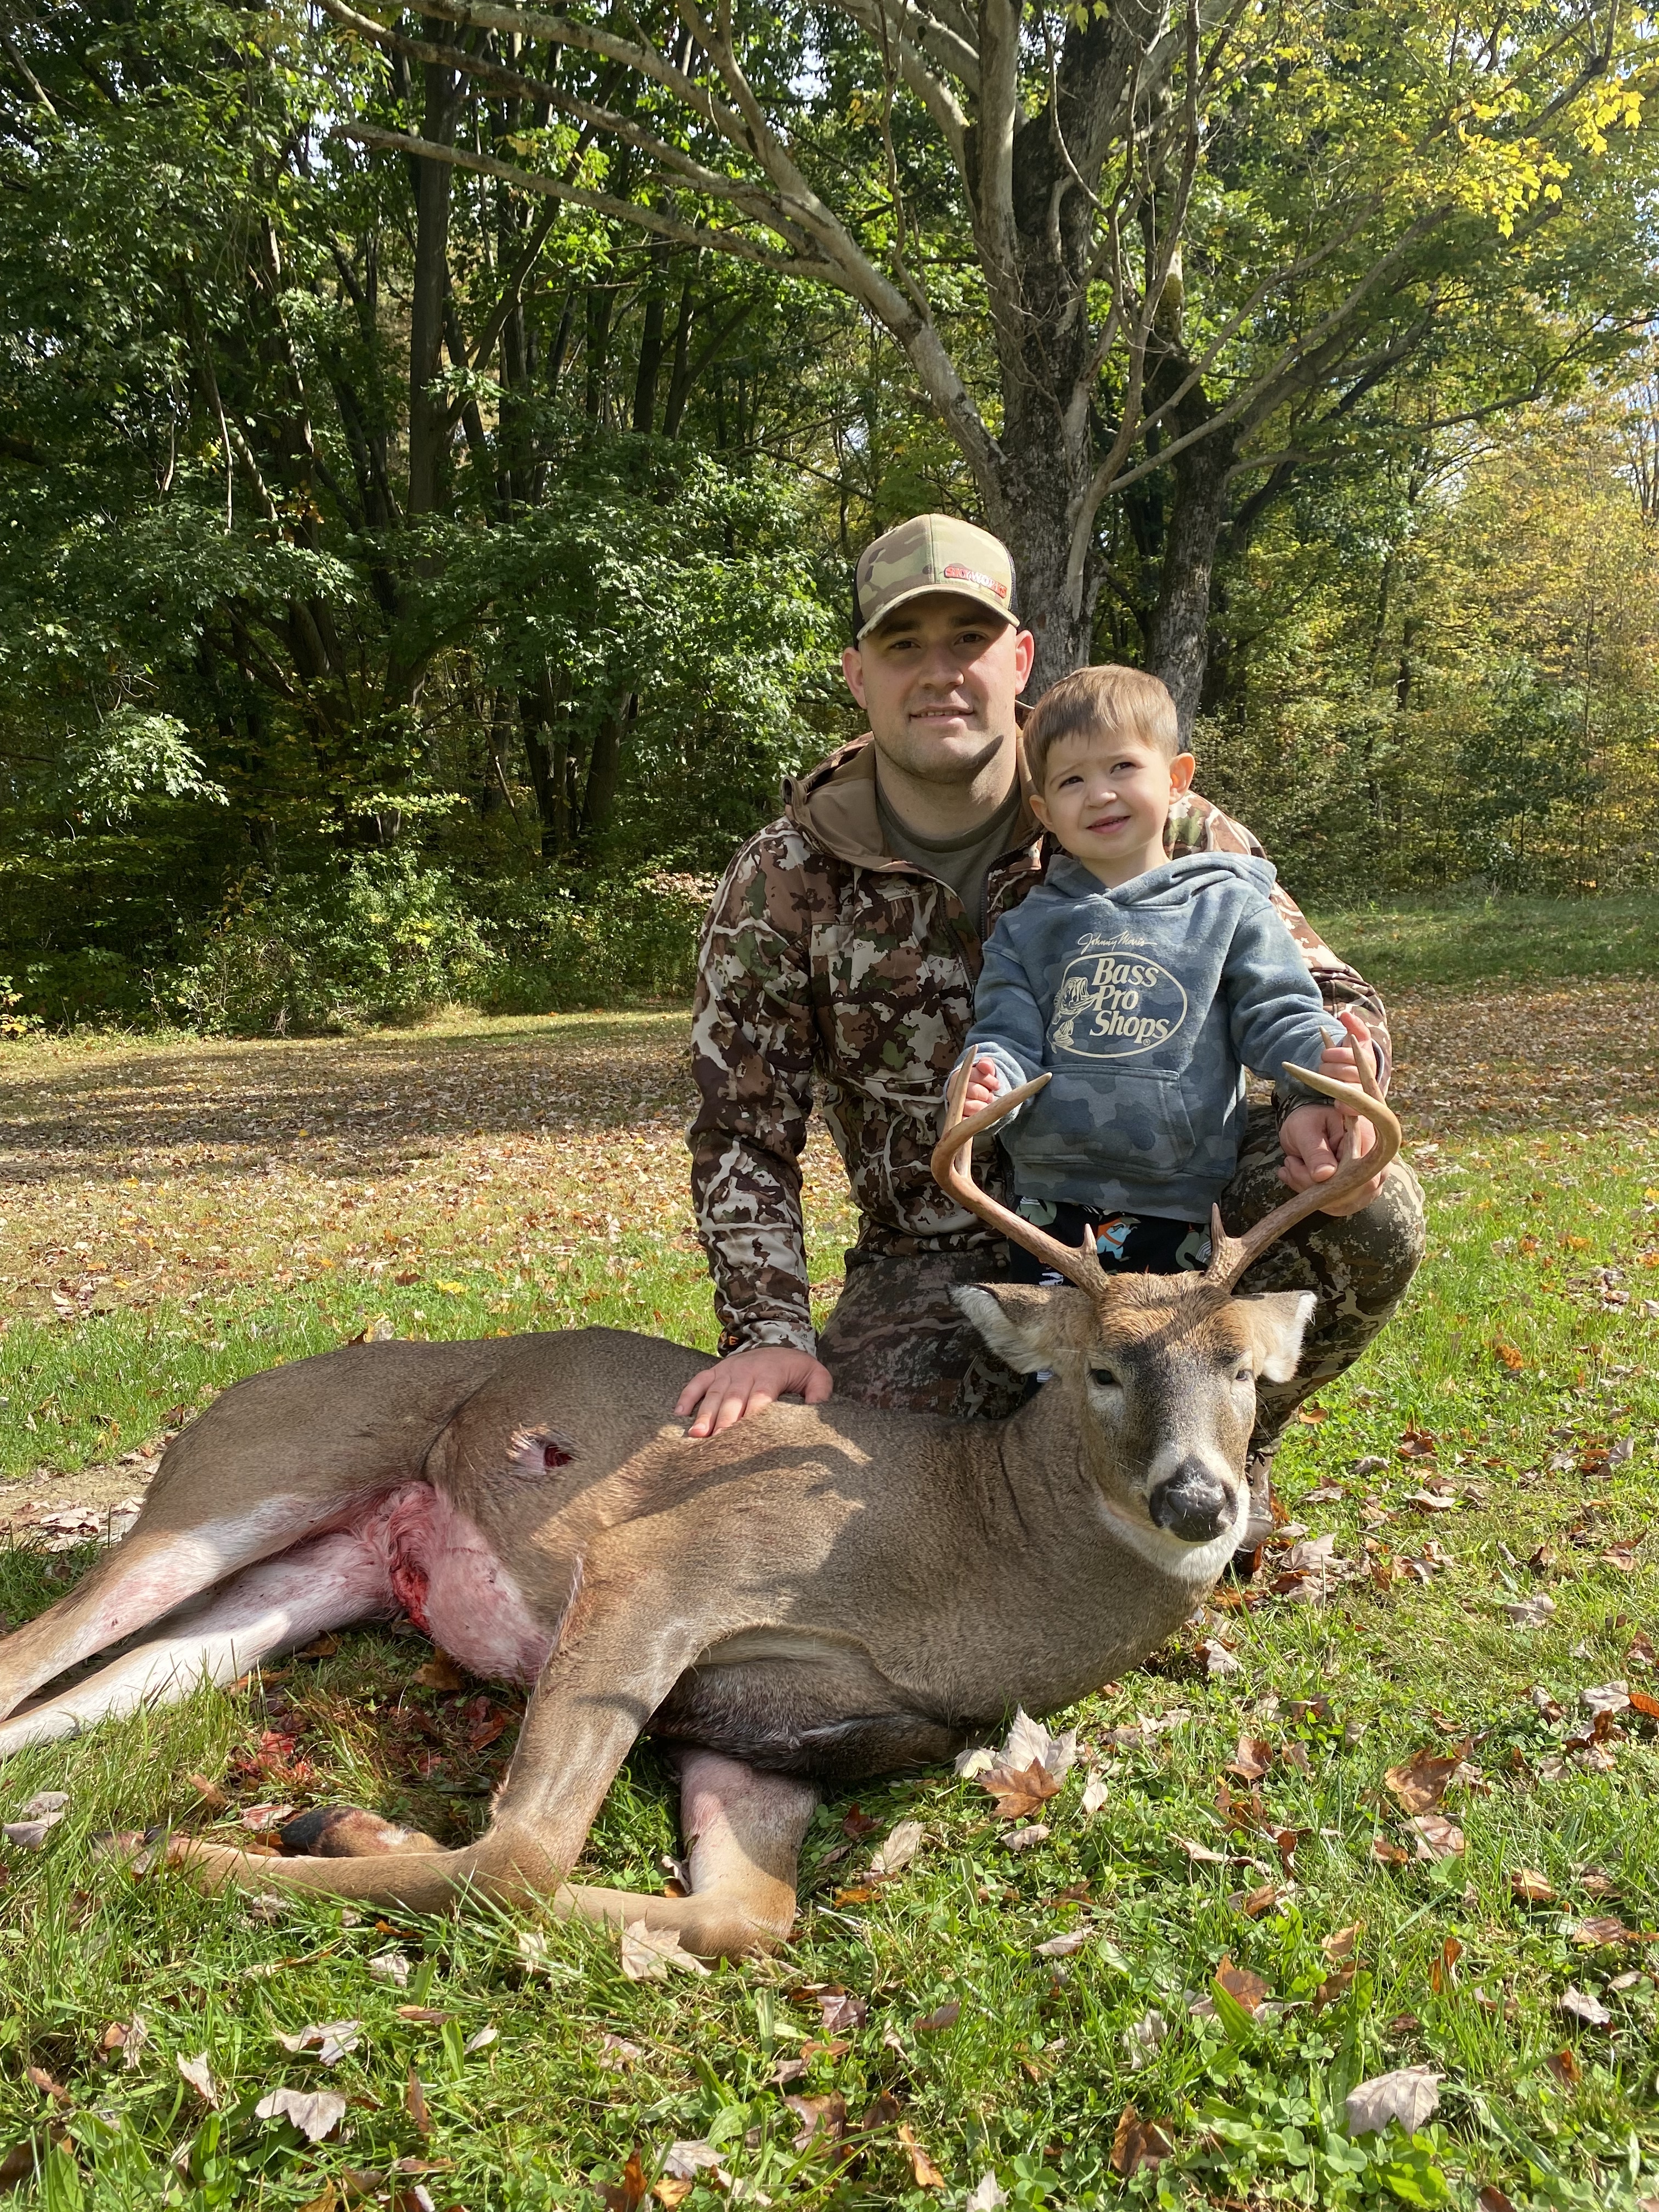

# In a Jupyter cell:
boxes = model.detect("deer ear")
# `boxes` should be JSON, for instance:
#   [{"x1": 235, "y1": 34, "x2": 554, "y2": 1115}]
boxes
[
  {"x1": 1234, "y1": 1290, "x2": 1317, "y2": 1381},
  {"x1": 952, "y1": 1282, "x2": 1069, "y2": 1372}
]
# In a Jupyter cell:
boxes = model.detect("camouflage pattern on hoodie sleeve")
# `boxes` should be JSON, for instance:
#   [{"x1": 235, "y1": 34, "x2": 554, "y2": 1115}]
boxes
[
  {"x1": 688, "y1": 822, "x2": 821, "y2": 1356},
  {"x1": 1166, "y1": 792, "x2": 1393, "y2": 1088}
]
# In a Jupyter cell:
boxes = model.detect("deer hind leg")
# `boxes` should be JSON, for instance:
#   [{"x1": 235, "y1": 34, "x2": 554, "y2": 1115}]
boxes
[
  {"x1": 552, "y1": 1751, "x2": 819, "y2": 1957},
  {"x1": 0, "y1": 1529, "x2": 394, "y2": 1760},
  {"x1": 0, "y1": 1493, "x2": 351, "y2": 1730},
  {"x1": 172, "y1": 1571, "x2": 712, "y2": 1918}
]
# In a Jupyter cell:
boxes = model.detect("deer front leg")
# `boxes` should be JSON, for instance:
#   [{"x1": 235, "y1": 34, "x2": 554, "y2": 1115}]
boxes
[
  {"x1": 172, "y1": 1571, "x2": 714, "y2": 1917},
  {"x1": 554, "y1": 1751, "x2": 819, "y2": 1957}
]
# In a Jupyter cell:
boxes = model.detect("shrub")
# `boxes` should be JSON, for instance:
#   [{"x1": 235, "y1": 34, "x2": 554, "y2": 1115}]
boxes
[
  {"x1": 172, "y1": 854, "x2": 488, "y2": 1035},
  {"x1": 476, "y1": 870, "x2": 713, "y2": 1013}
]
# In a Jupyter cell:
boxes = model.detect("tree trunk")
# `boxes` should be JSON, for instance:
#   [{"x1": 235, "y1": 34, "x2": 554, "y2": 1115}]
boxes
[
  {"x1": 662, "y1": 270, "x2": 696, "y2": 435},
  {"x1": 631, "y1": 243, "x2": 670, "y2": 433},
  {"x1": 579, "y1": 694, "x2": 631, "y2": 836},
  {"x1": 1145, "y1": 425, "x2": 1237, "y2": 741},
  {"x1": 405, "y1": 38, "x2": 459, "y2": 517}
]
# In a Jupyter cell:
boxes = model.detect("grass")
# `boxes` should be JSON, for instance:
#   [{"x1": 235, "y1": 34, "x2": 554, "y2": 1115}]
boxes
[
  {"x1": 1306, "y1": 891, "x2": 1659, "y2": 993},
  {"x1": 1, "y1": 955, "x2": 1658, "y2": 2209}
]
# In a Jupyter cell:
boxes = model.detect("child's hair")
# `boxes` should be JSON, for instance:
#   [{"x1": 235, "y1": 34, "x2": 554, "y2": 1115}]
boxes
[{"x1": 1023, "y1": 664, "x2": 1181, "y2": 784}]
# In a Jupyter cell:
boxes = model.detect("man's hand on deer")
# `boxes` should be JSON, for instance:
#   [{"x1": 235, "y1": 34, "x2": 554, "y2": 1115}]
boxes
[
  {"x1": 1278, "y1": 1011, "x2": 1388, "y2": 1218},
  {"x1": 674, "y1": 1344, "x2": 834, "y2": 1438}
]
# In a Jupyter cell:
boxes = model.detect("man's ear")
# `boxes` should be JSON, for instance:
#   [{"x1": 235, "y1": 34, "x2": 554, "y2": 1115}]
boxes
[
  {"x1": 1233, "y1": 1290, "x2": 1317, "y2": 1382},
  {"x1": 952, "y1": 1282, "x2": 1065, "y2": 1373}
]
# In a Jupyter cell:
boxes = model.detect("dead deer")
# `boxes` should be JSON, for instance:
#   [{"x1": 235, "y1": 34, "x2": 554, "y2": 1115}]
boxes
[{"x1": 0, "y1": 1057, "x2": 1398, "y2": 1957}]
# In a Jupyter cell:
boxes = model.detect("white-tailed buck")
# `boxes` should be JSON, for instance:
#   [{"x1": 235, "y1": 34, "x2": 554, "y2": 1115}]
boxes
[{"x1": 0, "y1": 1057, "x2": 1398, "y2": 1955}]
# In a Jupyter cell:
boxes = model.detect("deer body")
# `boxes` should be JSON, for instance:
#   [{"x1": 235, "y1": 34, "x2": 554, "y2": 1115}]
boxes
[{"x1": 0, "y1": 1060, "x2": 1399, "y2": 1957}]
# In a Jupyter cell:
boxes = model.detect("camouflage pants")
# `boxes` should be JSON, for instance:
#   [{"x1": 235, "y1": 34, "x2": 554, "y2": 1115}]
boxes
[{"x1": 815, "y1": 1101, "x2": 1425, "y2": 1452}]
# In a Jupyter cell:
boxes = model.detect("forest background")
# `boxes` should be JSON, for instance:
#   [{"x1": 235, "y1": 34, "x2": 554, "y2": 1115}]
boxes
[{"x1": 1, "y1": 0, "x2": 1656, "y2": 1036}]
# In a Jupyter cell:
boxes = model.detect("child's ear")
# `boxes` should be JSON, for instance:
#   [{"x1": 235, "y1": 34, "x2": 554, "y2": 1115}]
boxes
[
  {"x1": 1169, "y1": 751, "x2": 1196, "y2": 798},
  {"x1": 1029, "y1": 787, "x2": 1053, "y2": 831}
]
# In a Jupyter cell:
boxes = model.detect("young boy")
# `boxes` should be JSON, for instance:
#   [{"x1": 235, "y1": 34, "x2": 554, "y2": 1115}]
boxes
[{"x1": 956, "y1": 664, "x2": 1341, "y2": 1281}]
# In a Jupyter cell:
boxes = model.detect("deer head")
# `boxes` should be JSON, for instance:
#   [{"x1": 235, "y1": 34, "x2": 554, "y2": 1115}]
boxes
[{"x1": 931, "y1": 1050, "x2": 1402, "y2": 1564}]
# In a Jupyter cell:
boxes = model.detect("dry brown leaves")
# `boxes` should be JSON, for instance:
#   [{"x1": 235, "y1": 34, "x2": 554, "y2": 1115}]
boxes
[
  {"x1": 1384, "y1": 1741, "x2": 1472, "y2": 1815},
  {"x1": 1386, "y1": 983, "x2": 1659, "y2": 1137}
]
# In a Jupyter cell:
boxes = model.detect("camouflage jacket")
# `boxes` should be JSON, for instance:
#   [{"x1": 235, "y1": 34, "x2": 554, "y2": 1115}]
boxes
[{"x1": 689, "y1": 734, "x2": 1392, "y2": 1357}]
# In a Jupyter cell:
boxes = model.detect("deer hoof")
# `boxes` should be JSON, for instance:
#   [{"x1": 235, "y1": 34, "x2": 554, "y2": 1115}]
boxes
[{"x1": 280, "y1": 1806, "x2": 443, "y2": 1858}]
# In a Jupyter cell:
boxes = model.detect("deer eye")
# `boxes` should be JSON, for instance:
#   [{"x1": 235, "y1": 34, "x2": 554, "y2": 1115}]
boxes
[
  {"x1": 1234, "y1": 1362, "x2": 1254, "y2": 1384},
  {"x1": 1087, "y1": 1365, "x2": 1120, "y2": 1389}
]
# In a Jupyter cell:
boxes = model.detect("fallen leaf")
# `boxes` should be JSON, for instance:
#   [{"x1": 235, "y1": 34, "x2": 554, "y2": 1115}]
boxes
[
  {"x1": 1226, "y1": 1733, "x2": 1272, "y2": 1783},
  {"x1": 597, "y1": 2034, "x2": 643, "y2": 2072},
  {"x1": 24, "y1": 2068, "x2": 69, "y2": 2107},
  {"x1": 1559, "y1": 1987, "x2": 1611, "y2": 2028},
  {"x1": 1429, "y1": 1936, "x2": 1463, "y2": 1993},
  {"x1": 1322, "y1": 1923, "x2": 1364, "y2": 1961},
  {"x1": 1568, "y1": 1916, "x2": 1635, "y2": 1947},
  {"x1": 369, "y1": 1951, "x2": 412, "y2": 1988},
  {"x1": 239, "y1": 1803, "x2": 294, "y2": 1833},
  {"x1": 1109, "y1": 2105, "x2": 1174, "y2": 2178},
  {"x1": 914, "y1": 2000, "x2": 960, "y2": 2033},
  {"x1": 618, "y1": 1923, "x2": 710, "y2": 1982},
  {"x1": 1409, "y1": 1814, "x2": 1466, "y2": 1861},
  {"x1": 1510, "y1": 1869, "x2": 1555, "y2": 1905},
  {"x1": 176, "y1": 2053, "x2": 217, "y2": 2107},
  {"x1": 1476, "y1": 2188, "x2": 1517, "y2": 2212},
  {"x1": 1175, "y1": 1836, "x2": 1229, "y2": 1865},
  {"x1": 1503, "y1": 1594, "x2": 1557, "y2": 1628},
  {"x1": 1080, "y1": 1775, "x2": 1109, "y2": 1815},
  {"x1": 1345, "y1": 2067, "x2": 1441, "y2": 2136},
  {"x1": 1035, "y1": 1929, "x2": 1092, "y2": 1959},
  {"x1": 1582, "y1": 1682, "x2": 1630, "y2": 1717},
  {"x1": 979, "y1": 1760, "x2": 1060, "y2": 1821},
  {"x1": 414, "y1": 1652, "x2": 465, "y2": 1692},
  {"x1": 815, "y1": 1991, "x2": 868, "y2": 2034},
  {"x1": 186, "y1": 1774, "x2": 229, "y2": 1812},
  {"x1": 840, "y1": 1806, "x2": 881, "y2": 1841},
  {"x1": 255, "y1": 2087, "x2": 348, "y2": 2143},
  {"x1": 785, "y1": 2092, "x2": 848, "y2": 2155},
  {"x1": 2, "y1": 1791, "x2": 70, "y2": 1849},
  {"x1": 652, "y1": 2182, "x2": 691, "y2": 2209},
  {"x1": 596, "y1": 2148, "x2": 649, "y2": 2212},
  {"x1": 1000, "y1": 1708, "x2": 1077, "y2": 1780},
  {"x1": 1384, "y1": 1741, "x2": 1471, "y2": 1814},
  {"x1": 404, "y1": 2068, "x2": 430, "y2": 2136},
  {"x1": 274, "y1": 2021, "x2": 362, "y2": 2066},
  {"x1": 1314, "y1": 1964, "x2": 1357, "y2": 2011},
  {"x1": 1122, "y1": 2010, "x2": 1167, "y2": 2069},
  {"x1": 1002, "y1": 1822, "x2": 1049, "y2": 1852},
  {"x1": 463, "y1": 2025, "x2": 498, "y2": 2055},
  {"x1": 965, "y1": 2177, "x2": 1007, "y2": 2212},
  {"x1": 868, "y1": 1820, "x2": 923, "y2": 1877},
  {"x1": 898, "y1": 2123, "x2": 945, "y2": 2189},
  {"x1": 953, "y1": 1746, "x2": 996, "y2": 1778},
  {"x1": 396, "y1": 2007, "x2": 455, "y2": 2026},
  {"x1": 1492, "y1": 1340, "x2": 1525, "y2": 1372},
  {"x1": 1371, "y1": 1834, "x2": 1409, "y2": 1868},
  {"x1": 1214, "y1": 1957, "x2": 1271, "y2": 2015},
  {"x1": 1543, "y1": 2047, "x2": 1581, "y2": 2087},
  {"x1": 1234, "y1": 1882, "x2": 1282, "y2": 1920},
  {"x1": 1199, "y1": 1638, "x2": 1242, "y2": 1679},
  {"x1": 1528, "y1": 1686, "x2": 1565, "y2": 1722},
  {"x1": 662, "y1": 2141, "x2": 725, "y2": 2186}
]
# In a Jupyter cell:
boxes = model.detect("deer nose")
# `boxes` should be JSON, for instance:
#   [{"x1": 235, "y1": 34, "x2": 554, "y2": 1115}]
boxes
[{"x1": 1148, "y1": 1458, "x2": 1234, "y2": 1543}]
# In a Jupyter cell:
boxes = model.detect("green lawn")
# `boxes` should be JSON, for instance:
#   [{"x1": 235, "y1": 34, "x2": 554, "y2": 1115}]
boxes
[
  {"x1": 1306, "y1": 891, "x2": 1658, "y2": 992},
  {"x1": 1, "y1": 983, "x2": 1657, "y2": 2209}
]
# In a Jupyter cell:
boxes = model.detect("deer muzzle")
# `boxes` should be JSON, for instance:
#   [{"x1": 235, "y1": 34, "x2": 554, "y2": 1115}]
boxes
[{"x1": 1147, "y1": 1456, "x2": 1237, "y2": 1544}]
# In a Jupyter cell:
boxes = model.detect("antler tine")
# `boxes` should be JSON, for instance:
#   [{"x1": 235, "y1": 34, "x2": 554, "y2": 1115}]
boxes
[
  {"x1": 930, "y1": 1061, "x2": 1109, "y2": 1299},
  {"x1": 1203, "y1": 1037, "x2": 1402, "y2": 1294}
]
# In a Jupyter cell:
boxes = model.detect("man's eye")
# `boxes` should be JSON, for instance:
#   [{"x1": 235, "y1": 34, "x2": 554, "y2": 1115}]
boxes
[{"x1": 1088, "y1": 1365, "x2": 1120, "y2": 1389}]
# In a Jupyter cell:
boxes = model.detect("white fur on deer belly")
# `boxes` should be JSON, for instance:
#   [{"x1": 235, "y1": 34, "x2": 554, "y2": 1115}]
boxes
[{"x1": 359, "y1": 1485, "x2": 551, "y2": 1683}]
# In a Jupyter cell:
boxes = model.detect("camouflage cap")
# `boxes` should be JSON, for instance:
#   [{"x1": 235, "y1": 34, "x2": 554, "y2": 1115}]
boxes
[{"x1": 853, "y1": 514, "x2": 1017, "y2": 640}]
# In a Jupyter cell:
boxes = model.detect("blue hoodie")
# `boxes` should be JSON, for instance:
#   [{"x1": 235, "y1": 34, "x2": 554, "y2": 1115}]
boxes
[{"x1": 964, "y1": 851, "x2": 1339, "y2": 1216}]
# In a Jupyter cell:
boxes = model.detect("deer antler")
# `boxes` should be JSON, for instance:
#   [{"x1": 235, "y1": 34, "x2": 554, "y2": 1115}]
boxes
[
  {"x1": 1202, "y1": 1039, "x2": 1402, "y2": 1293},
  {"x1": 930, "y1": 1060, "x2": 1110, "y2": 1297}
]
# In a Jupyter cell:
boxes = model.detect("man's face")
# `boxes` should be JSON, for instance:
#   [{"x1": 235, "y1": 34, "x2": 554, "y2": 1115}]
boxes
[{"x1": 841, "y1": 594, "x2": 1035, "y2": 785}]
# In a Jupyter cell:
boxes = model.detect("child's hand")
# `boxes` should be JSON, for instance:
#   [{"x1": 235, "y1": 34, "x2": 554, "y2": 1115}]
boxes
[
  {"x1": 1318, "y1": 1008, "x2": 1376, "y2": 1089},
  {"x1": 962, "y1": 1056, "x2": 1005, "y2": 1117}
]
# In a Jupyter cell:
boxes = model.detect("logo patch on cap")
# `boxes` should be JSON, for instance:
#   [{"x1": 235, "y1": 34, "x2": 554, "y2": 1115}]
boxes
[{"x1": 944, "y1": 563, "x2": 1008, "y2": 598}]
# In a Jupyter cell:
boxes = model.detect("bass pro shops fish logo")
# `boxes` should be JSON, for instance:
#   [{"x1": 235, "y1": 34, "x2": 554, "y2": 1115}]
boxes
[{"x1": 1049, "y1": 950, "x2": 1188, "y2": 1059}]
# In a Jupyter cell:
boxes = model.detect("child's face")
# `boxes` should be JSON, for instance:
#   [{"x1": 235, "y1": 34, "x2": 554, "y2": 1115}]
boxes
[{"x1": 1029, "y1": 726, "x2": 1196, "y2": 883}]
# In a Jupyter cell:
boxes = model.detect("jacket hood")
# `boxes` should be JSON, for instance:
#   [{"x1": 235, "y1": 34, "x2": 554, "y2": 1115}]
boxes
[
  {"x1": 1045, "y1": 849, "x2": 1278, "y2": 906},
  {"x1": 783, "y1": 731, "x2": 1043, "y2": 870}
]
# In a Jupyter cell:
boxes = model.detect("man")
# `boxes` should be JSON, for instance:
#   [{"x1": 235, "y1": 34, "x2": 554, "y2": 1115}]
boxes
[{"x1": 675, "y1": 514, "x2": 1423, "y2": 1553}]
